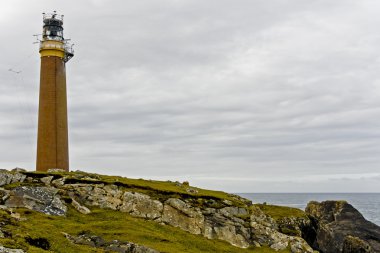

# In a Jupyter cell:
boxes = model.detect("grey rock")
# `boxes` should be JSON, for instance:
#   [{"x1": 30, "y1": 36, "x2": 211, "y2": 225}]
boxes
[
  {"x1": 222, "y1": 199, "x2": 233, "y2": 206},
  {"x1": 0, "y1": 246, "x2": 25, "y2": 253},
  {"x1": 85, "y1": 184, "x2": 123, "y2": 210},
  {"x1": 343, "y1": 235, "x2": 373, "y2": 253},
  {"x1": 306, "y1": 200, "x2": 380, "y2": 253},
  {"x1": 5, "y1": 186, "x2": 67, "y2": 216},
  {"x1": 250, "y1": 205, "x2": 277, "y2": 229},
  {"x1": 219, "y1": 206, "x2": 248, "y2": 218},
  {"x1": 0, "y1": 170, "x2": 26, "y2": 187},
  {"x1": 47, "y1": 168, "x2": 66, "y2": 173},
  {"x1": 51, "y1": 177, "x2": 66, "y2": 188},
  {"x1": 271, "y1": 240, "x2": 288, "y2": 250},
  {"x1": 202, "y1": 207, "x2": 216, "y2": 216},
  {"x1": 213, "y1": 224, "x2": 250, "y2": 248},
  {"x1": 0, "y1": 205, "x2": 10, "y2": 211},
  {"x1": 0, "y1": 189, "x2": 10, "y2": 204},
  {"x1": 276, "y1": 216, "x2": 311, "y2": 237},
  {"x1": 203, "y1": 209, "x2": 251, "y2": 248},
  {"x1": 106, "y1": 243, "x2": 159, "y2": 253},
  {"x1": 40, "y1": 176, "x2": 54, "y2": 186},
  {"x1": 70, "y1": 184, "x2": 123, "y2": 210},
  {"x1": 120, "y1": 192, "x2": 163, "y2": 220},
  {"x1": 288, "y1": 237, "x2": 315, "y2": 253},
  {"x1": 185, "y1": 187, "x2": 198, "y2": 194},
  {"x1": 11, "y1": 168, "x2": 26, "y2": 173},
  {"x1": 162, "y1": 198, "x2": 204, "y2": 235},
  {"x1": 250, "y1": 208, "x2": 314, "y2": 252},
  {"x1": 64, "y1": 232, "x2": 159, "y2": 253},
  {"x1": 71, "y1": 198, "x2": 91, "y2": 214}
]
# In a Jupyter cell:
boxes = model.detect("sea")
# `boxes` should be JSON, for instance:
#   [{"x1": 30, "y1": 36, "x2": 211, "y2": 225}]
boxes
[{"x1": 237, "y1": 193, "x2": 380, "y2": 226}]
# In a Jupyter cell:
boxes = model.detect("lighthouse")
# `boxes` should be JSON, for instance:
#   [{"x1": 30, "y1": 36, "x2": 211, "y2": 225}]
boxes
[{"x1": 36, "y1": 12, "x2": 74, "y2": 172}]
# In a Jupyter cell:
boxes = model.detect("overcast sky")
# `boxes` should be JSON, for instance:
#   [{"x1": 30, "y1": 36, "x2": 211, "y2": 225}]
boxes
[{"x1": 1, "y1": 0, "x2": 380, "y2": 192}]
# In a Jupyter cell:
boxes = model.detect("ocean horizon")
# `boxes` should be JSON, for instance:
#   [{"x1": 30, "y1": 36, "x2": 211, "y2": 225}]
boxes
[{"x1": 237, "y1": 192, "x2": 380, "y2": 226}]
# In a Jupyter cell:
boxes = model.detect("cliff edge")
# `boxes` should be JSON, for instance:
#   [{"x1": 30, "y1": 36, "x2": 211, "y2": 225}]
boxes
[{"x1": 0, "y1": 168, "x2": 378, "y2": 253}]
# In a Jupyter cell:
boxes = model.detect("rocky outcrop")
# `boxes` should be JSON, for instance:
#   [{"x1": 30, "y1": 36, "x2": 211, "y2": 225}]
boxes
[
  {"x1": 277, "y1": 216, "x2": 309, "y2": 237},
  {"x1": 203, "y1": 207, "x2": 251, "y2": 248},
  {"x1": 66, "y1": 182, "x2": 314, "y2": 251},
  {"x1": 66, "y1": 183, "x2": 255, "y2": 248},
  {"x1": 0, "y1": 170, "x2": 26, "y2": 187},
  {"x1": 0, "y1": 246, "x2": 25, "y2": 253},
  {"x1": 250, "y1": 206, "x2": 314, "y2": 252},
  {"x1": 120, "y1": 192, "x2": 163, "y2": 220},
  {"x1": 0, "y1": 169, "x2": 315, "y2": 252},
  {"x1": 63, "y1": 232, "x2": 159, "y2": 253},
  {"x1": 342, "y1": 235, "x2": 373, "y2": 253},
  {"x1": 4, "y1": 186, "x2": 67, "y2": 216},
  {"x1": 306, "y1": 200, "x2": 380, "y2": 253},
  {"x1": 71, "y1": 198, "x2": 91, "y2": 214},
  {"x1": 162, "y1": 198, "x2": 204, "y2": 235}
]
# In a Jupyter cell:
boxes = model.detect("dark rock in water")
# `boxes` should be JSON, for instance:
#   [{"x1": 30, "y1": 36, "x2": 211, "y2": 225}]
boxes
[{"x1": 306, "y1": 200, "x2": 380, "y2": 253}]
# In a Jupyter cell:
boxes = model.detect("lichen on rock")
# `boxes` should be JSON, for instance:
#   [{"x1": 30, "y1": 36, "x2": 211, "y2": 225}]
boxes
[
  {"x1": 162, "y1": 198, "x2": 204, "y2": 235},
  {"x1": 4, "y1": 186, "x2": 67, "y2": 216},
  {"x1": 120, "y1": 191, "x2": 163, "y2": 220}
]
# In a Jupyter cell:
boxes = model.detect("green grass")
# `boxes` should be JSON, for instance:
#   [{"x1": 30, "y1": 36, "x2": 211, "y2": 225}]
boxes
[
  {"x1": 2, "y1": 171, "x2": 303, "y2": 252},
  {"x1": 0, "y1": 207, "x2": 291, "y2": 253},
  {"x1": 254, "y1": 204, "x2": 307, "y2": 221}
]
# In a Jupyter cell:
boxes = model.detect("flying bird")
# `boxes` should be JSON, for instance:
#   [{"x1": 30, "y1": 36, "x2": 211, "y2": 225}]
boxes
[{"x1": 8, "y1": 68, "x2": 22, "y2": 74}]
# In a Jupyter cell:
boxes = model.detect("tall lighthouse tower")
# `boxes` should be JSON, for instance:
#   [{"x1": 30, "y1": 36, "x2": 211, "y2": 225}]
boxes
[{"x1": 36, "y1": 12, "x2": 74, "y2": 172}]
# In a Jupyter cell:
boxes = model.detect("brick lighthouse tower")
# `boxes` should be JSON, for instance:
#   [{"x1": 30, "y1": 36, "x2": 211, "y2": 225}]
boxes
[{"x1": 36, "y1": 12, "x2": 74, "y2": 172}]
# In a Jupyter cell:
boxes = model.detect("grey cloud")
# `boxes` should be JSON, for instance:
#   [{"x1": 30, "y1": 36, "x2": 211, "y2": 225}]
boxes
[{"x1": 1, "y1": 0, "x2": 380, "y2": 192}]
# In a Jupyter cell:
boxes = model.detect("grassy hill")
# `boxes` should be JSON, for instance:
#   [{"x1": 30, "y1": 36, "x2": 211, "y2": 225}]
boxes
[{"x1": 0, "y1": 170, "x2": 313, "y2": 252}]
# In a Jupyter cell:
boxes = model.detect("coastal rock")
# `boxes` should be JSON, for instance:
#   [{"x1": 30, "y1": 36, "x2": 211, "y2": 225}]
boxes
[
  {"x1": 40, "y1": 176, "x2": 54, "y2": 186},
  {"x1": 4, "y1": 186, "x2": 67, "y2": 216},
  {"x1": 250, "y1": 205, "x2": 277, "y2": 229},
  {"x1": 71, "y1": 198, "x2": 91, "y2": 214},
  {"x1": 120, "y1": 192, "x2": 163, "y2": 220},
  {"x1": 47, "y1": 168, "x2": 66, "y2": 173},
  {"x1": 342, "y1": 235, "x2": 373, "y2": 253},
  {"x1": 250, "y1": 221, "x2": 314, "y2": 253},
  {"x1": 63, "y1": 232, "x2": 159, "y2": 253},
  {"x1": 51, "y1": 177, "x2": 66, "y2": 188},
  {"x1": 219, "y1": 206, "x2": 248, "y2": 218},
  {"x1": 213, "y1": 224, "x2": 250, "y2": 248},
  {"x1": 11, "y1": 168, "x2": 27, "y2": 173},
  {"x1": 185, "y1": 187, "x2": 198, "y2": 194},
  {"x1": 249, "y1": 205, "x2": 314, "y2": 252},
  {"x1": 162, "y1": 198, "x2": 204, "y2": 235},
  {"x1": 0, "y1": 189, "x2": 10, "y2": 204},
  {"x1": 203, "y1": 208, "x2": 251, "y2": 248},
  {"x1": 68, "y1": 183, "x2": 123, "y2": 210},
  {"x1": 306, "y1": 200, "x2": 380, "y2": 253},
  {"x1": 0, "y1": 170, "x2": 26, "y2": 187},
  {"x1": 65, "y1": 184, "x2": 256, "y2": 248},
  {"x1": 0, "y1": 169, "x2": 320, "y2": 250},
  {"x1": 276, "y1": 215, "x2": 317, "y2": 246},
  {"x1": 0, "y1": 246, "x2": 25, "y2": 253}
]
